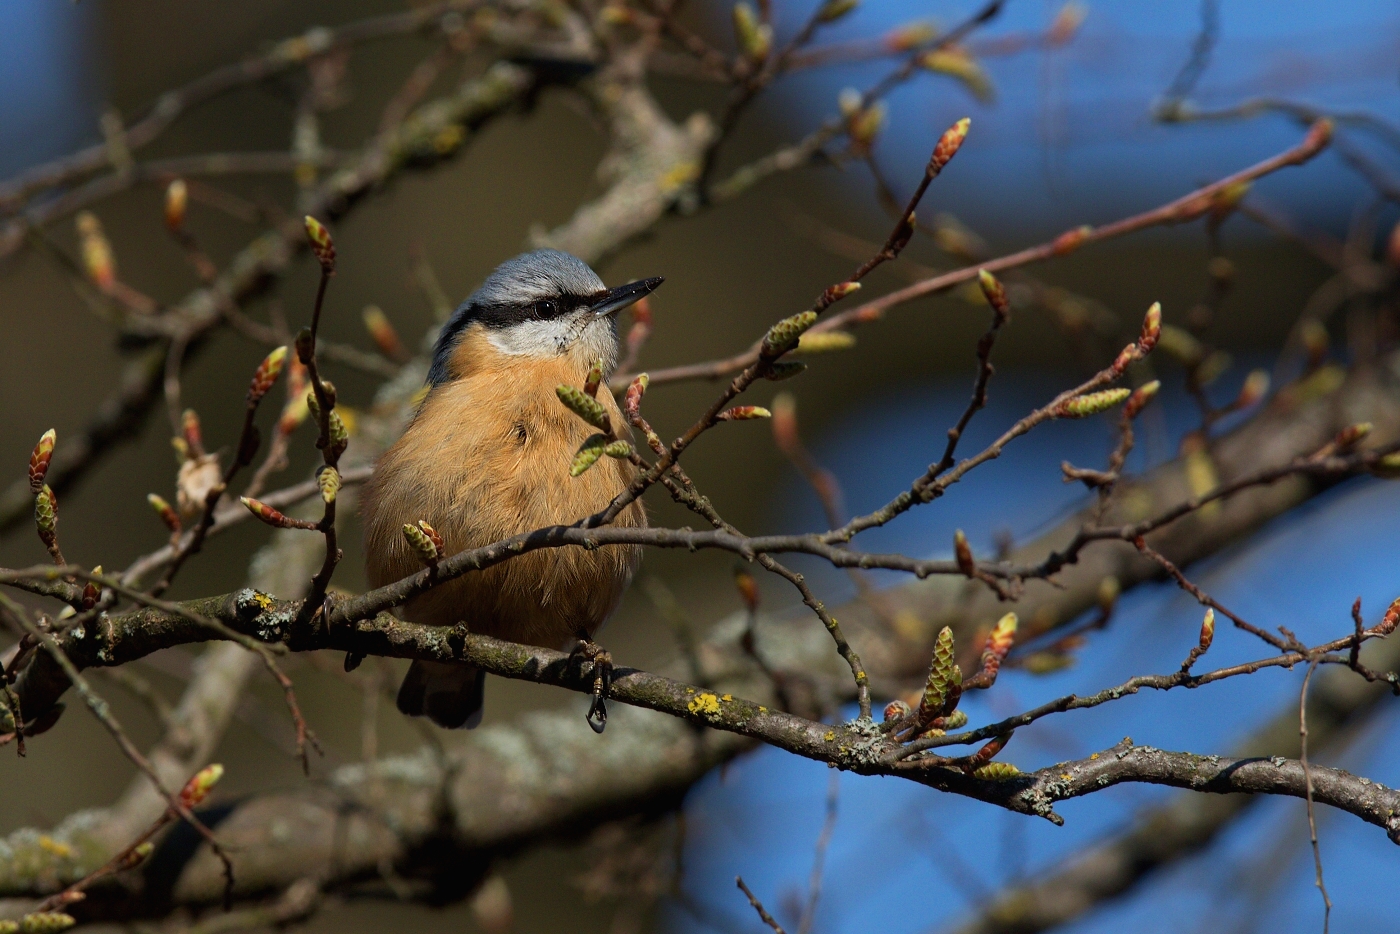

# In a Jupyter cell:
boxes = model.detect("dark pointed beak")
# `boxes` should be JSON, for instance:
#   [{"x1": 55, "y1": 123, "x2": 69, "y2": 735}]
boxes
[{"x1": 590, "y1": 276, "x2": 663, "y2": 317}]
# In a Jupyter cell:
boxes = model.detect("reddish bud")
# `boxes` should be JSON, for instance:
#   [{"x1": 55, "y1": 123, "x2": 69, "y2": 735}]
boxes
[
  {"x1": 953, "y1": 529, "x2": 975, "y2": 576},
  {"x1": 583, "y1": 359, "x2": 604, "y2": 398},
  {"x1": 1379, "y1": 597, "x2": 1400, "y2": 636},
  {"x1": 247, "y1": 346, "x2": 288, "y2": 406},
  {"x1": 883, "y1": 699, "x2": 911, "y2": 723},
  {"x1": 1047, "y1": 1, "x2": 1087, "y2": 45},
  {"x1": 986, "y1": 612, "x2": 1017, "y2": 658},
  {"x1": 962, "y1": 733, "x2": 1010, "y2": 773},
  {"x1": 1236, "y1": 369, "x2": 1270, "y2": 409},
  {"x1": 240, "y1": 496, "x2": 316, "y2": 530},
  {"x1": 1139, "y1": 302, "x2": 1162, "y2": 353},
  {"x1": 179, "y1": 763, "x2": 223, "y2": 808},
  {"x1": 1051, "y1": 225, "x2": 1092, "y2": 256},
  {"x1": 625, "y1": 304, "x2": 652, "y2": 362},
  {"x1": 1333, "y1": 422, "x2": 1373, "y2": 451},
  {"x1": 929, "y1": 117, "x2": 971, "y2": 174},
  {"x1": 81, "y1": 565, "x2": 103, "y2": 611},
  {"x1": 716, "y1": 406, "x2": 772, "y2": 421},
  {"x1": 1199, "y1": 608, "x2": 1215, "y2": 652},
  {"x1": 29, "y1": 429, "x2": 56, "y2": 495},
  {"x1": 304, "y1": 215, "x2": 336, "y2": 273},
  {"x1": 417, "y1": 520, "x2": 444, "y2": 556},
  {"x1": 362, "y1": 306, "x2": 406, "y2": 362},
  {"x1": 770, "y1": 392, "x2": 799, "y2": 457},
  {"x1": 181, "y1": 409, "x2": 203, "y2": 458},
  {"x1": 1111, "y1": 344, "x2": 1136, "y2": 376},
  {"x1": 976, "y1": 268, "x2": 1008, "y2": 321},
  {"x1": 1123, "y1": 380, "x2": 1161, "y2": 420},
  {"x1": 1302, "y1": 118, "x2": 1333, "y2": 156},
  {"x1": 147, "y1": 493, "x2": 181, "y2": 534},
  {"x1": 825, "y1": 281, "x2": 862, "y2": 302},
  {"x1": 278, "y1": 358, "x2": 310, "y2": 435},
  {"x1": 734, "y1": 567, "x2": 759, "y2": 612},
  {"x1": 164, "y1": 179, "x2": 188, "y2": 232},
  {"x1": 884, "y1": 21, "x2": 936, "y2": 52},
  {"x1": 623, "y1": 373, "x2": 649, "y2": 421},
  {"x1": 76, "y1": 211, "x2": 116, "y2": 293}
]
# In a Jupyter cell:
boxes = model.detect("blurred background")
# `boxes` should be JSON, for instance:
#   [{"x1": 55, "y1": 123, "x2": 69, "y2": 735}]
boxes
[{"x1": 1, "y1": 1, "x2": 1398, "y2": 932}]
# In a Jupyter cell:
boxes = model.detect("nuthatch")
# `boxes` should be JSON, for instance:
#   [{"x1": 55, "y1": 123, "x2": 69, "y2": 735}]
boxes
[{"x1": 362, "y1": 249, "x2": 661, "y2": 730}]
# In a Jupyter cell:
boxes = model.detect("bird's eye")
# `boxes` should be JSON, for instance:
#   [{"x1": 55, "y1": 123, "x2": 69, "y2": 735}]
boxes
[{"x1": 534, "y1": 299, "x2": 559, "y2": 318}]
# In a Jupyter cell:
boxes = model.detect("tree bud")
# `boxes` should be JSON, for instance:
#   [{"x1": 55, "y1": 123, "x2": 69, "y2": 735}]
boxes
[
  {"x1": 179, "y1": 763, "x2": 223, "y2": 808},
  {"x1": 930, "y1": 117, "x2": 972, "y2": 174},
  {"x1": 1055, "y1": 387, "x2": 1131, "y2": 419},
  {"x1": 556, "y1": 384, "x2": 609, "y2": 429},
  {"x1": 403, "y1": 522, "x2": 440, "y2": 566},
  {"x1": 247, "y1": 346, "x2": 288, "y2": 405},
  {"x1": 29, "y1": 429, "x2": 55, "y2": 494},
  {"x1": 570, "y1": 434, "x2": 608, "y2": 477},
  {"x1": 164, "y1": 178, "x2": 188, "y2": 232},
  {"x1": 304, "y1": 215, "x2": 336, "y2": 273},
  {"x1": 762, "y1": 311, "x2": 819, "y2": 356}
]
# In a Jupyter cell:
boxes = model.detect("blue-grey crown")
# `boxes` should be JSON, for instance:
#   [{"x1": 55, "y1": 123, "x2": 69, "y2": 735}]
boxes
[{"x1": 428, "y1": 249, "x2": 606, "y2": 385}]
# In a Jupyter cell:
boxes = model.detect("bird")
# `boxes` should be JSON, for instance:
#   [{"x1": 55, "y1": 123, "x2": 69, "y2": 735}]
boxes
[{"x1": 361, "y1": 248, "x2": 660, "y2": 731}]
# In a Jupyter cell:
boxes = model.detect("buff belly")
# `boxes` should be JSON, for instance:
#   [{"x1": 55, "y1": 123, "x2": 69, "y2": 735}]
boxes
[{"x1": 362, "y1": 335, "x2": 645, "y2": 650}]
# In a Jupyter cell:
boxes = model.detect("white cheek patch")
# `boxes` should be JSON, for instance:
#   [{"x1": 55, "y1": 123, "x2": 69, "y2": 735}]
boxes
[
  {"x1": 486, "y1": 319, "x2": 576, "y2": 357},
  {"x1": 487, "y1": 316, "x2": 618, "y2": 367}
]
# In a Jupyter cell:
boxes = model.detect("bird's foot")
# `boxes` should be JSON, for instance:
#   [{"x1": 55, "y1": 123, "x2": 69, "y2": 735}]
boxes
[{"x1": 571, "y1": 639, "x2": 613, "y2": 734}]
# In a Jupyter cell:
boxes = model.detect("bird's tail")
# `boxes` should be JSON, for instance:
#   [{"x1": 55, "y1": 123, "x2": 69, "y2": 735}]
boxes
[{"x1": 396, "y1": 661, "x2": 485, "y2": 729}]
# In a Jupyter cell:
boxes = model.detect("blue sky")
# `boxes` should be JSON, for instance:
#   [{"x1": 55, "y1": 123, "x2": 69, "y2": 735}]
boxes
[
  {"x1": 673, "y1": 379, "x2": 1400, "y2": 933},
  {"x1": 759, "y1": 0, "x2": 1400, "y2": 240}
]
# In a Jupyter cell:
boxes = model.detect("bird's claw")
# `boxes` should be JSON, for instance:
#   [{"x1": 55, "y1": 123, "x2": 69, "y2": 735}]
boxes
[{"x1": 572, "y1": 639, "x2": 612, "y2": 734}]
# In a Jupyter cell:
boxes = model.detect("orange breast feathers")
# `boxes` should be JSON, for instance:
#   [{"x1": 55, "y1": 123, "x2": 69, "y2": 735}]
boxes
[{"x1": 361, "y1": 327, "x2": 646, "y2": 649}]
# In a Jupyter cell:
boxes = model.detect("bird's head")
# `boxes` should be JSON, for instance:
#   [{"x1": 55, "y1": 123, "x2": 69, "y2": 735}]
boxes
[{"x1": 428, "y1": 249, "x2": 662, "y2": 385}]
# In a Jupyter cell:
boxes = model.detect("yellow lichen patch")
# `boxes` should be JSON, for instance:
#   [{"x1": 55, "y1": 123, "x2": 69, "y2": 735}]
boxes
[
  {"x1": 1089, "y1": 753, "x2": 1100, "y2": 760},
  {"x1": 758, "y1": 706, "x2": 768, "y2": 713},
  {"x1": 432, "y1": 125, "x2": 466, "y2": 155},
  {"x1": 659, "y1": 161, "x2": 699, "y2": 195},
  {"x1": 687, "y1": 692, "x2": 721, "y2": 717},
  {"x1": 823, "y1": 730, "x2": 836, "y2": 742},
  {"x1": 252, "y1": 591, "x2": 274, "y2": 610},
  {"x1": 721, "y1": 694, "x2": 733, "y2": 702},
  {"x1": 37, "y1": 836, "x2": 73, "y2": 858},
  {"x1": 1060, "y1": 773, "x2": 1072, "y2": 781}
]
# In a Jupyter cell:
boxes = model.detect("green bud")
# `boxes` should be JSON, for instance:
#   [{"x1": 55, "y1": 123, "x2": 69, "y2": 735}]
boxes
[
  {"x1": 1056, "y1": 387, "x2": 1131, "y2": 418},
  {"x1": 317, "y1": 466, "x2": 340, "y2": 504},
  {"x1": 20, "y1": 913, "x2": 77, "y2": 934},
  {"x1": 922, "y1": 626, "x2": 958, "y2": 715},
  {"x1": 795, "y1": 331, "x2": 856, "y2": 354},
  {"x1": 817, "y1": 0, "x2": 858, "y2": 22},
  {"x1": 764, "y1": 361, "x2": 808, "y2": 381},
  {"x1": 556, "y1": 384, "x2": 609, "y2": 429},
  {"x1": 570, "y1": 434, "x2": 609, "y2": 477},
  {"x1": 402, "y1": 523, "x2": 439, "y2": 566},
  {"x1": 761, "y1": 311, "x2": 818, "y2": 356}
]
